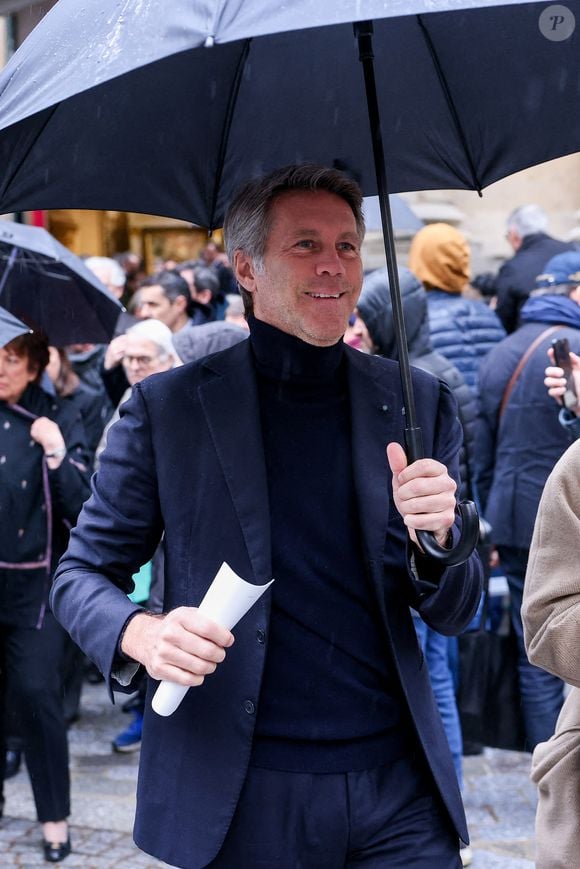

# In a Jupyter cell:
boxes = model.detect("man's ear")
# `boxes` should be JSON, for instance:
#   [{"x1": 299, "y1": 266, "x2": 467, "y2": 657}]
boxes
[
  {"x1": 174, "y1": 294, "x2": 188, "y2": 313},
  {"x1": 233, "y1": 250, "x2": 257, "y2": 293}
]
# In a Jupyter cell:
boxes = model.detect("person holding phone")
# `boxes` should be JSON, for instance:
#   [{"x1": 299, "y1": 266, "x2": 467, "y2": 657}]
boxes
[
  {"x1": 475, "y1": 254, "x2": 580, "y2": 750},
  {"x1": 544, "y1": 334, "x2": 580, "y2": 441}
]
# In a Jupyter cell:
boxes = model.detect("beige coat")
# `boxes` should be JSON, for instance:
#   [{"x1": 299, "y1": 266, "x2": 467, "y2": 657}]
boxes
[{"x1": 522, "y1": 438, "x2": 580, "y2": 869}]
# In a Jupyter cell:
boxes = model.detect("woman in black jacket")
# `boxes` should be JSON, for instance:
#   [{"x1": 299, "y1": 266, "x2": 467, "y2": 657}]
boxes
[{"x1": 0, "y1": 329, "x2": 91, "y2": 862}]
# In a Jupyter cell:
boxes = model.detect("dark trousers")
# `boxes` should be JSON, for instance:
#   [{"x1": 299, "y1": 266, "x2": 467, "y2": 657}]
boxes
[
  {"x1": 207, "y1": 754, "x2": 461, "y2": 868},
  {"x1": 0, "y1": 612, "x2": 70, "y2": 822},
  {"x1": 498, "y1": 545, "x2": 565, "y2": 750}
]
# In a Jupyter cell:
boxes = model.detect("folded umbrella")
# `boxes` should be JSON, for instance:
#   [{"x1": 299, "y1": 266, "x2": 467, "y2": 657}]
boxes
[{"x1": 0, "y1": 221, "x2": 123, "y2": 346}]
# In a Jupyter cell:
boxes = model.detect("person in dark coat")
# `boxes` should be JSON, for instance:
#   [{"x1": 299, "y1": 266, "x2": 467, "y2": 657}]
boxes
[
  {"x1": 475, "y1": 281, "x2": 580, "y2": 750},
  {"x1": 51, "y1": 165, "x2": 482, "y2": 869},
  {"x1": 0, "y1": 329, "x2": 91, "y2": 862},
  {"x1": 354, "y1": 266, "x2": 477, "y2": 502},
  {"x1": 353, "y1": 266, "x2": 478, "y2": 835},
  {"x1": 492, "y1": 205, "x2": 575, "y2": 334},
  {"x1": 176, "y1": 263, "x2": 223, "y2": 325},
  {"x1": 45, "y1": 346, "x2": 106, "y2": 727},
  {"x1": 408, "y1": 223, "x2": 506, "y2": 397},
  {"x1": 46, "y1": 346, "x2": 107, "y2": 461}
]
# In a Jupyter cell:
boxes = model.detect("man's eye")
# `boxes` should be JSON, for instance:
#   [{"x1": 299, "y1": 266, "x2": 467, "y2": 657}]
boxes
[
  {"x1": 295, "y1": 240, "x2": 314, "y2": 249},
  {"x1": 338, "y1": 242, "x2": 358, "y2": 252}
]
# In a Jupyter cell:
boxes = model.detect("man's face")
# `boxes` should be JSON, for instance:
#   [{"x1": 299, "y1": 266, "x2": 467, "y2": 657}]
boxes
[
  {"x1": 121, "y1": 335, "x2": 173, "y2": 386},
  {"x1": 234, "y1": 190, "x2": 363, "y2": 347},
  {"x1": 138, "y1": 285, "x2": 183, "y2": 331}
]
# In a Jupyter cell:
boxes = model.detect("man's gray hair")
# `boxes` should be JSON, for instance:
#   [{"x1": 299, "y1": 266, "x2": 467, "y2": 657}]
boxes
[
  {"x1": 126, "y1": 318, "x2": 181, "y2": 364},
  {"x1": 507, "y1": 204, "x2": 548, "y2": 239},
  {"x1": 223, "y1": 164, "x2": 365, "y2": 315},
  {"x1": 84, "y1": 256, "x2": 126, "y2": 288}
]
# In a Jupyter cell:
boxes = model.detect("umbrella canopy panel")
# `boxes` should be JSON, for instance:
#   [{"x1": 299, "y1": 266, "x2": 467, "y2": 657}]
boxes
[
  {"x1": 0, "y1": 249, "x2": 122, "y2": 346},
  {"x1": 0, "y1": 222, "x2": 123, "y2": 346},
  {"x1": 0, "y1": 305, "x2": 31, "y2": 349},
  {"x1": 0, "y1": 2, "x2": 576, "y2": 227}
]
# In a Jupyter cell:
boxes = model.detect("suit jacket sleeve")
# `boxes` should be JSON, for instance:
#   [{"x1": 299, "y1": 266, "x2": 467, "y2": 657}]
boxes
[
  {"x1": 403, "y1": 380, "x2": 483, "y2": 635},
  {"x1": 50, "y1": 384, "x2": 164, "y2": 695},
  {"x1": 522, "y1": 439, "x2": 580, "y2": 686}
]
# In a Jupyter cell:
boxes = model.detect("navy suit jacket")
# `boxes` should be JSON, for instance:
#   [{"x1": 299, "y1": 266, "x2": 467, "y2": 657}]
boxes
[{"x1": 51, "y1": 338, "x2": 482, "y2": 869}]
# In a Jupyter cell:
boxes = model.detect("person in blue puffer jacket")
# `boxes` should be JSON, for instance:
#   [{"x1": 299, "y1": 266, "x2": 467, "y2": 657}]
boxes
[{"x1": 409, "y1": 223, "x2": 506, "y2": 398}]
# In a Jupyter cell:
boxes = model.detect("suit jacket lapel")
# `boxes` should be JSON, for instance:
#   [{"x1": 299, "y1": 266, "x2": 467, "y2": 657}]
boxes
[
  {"x1": 198, "y1": 341, "x2": 272, "y2": 585},
  {"x1": 346, "y1": 347, "x2": 400, "y2": 570}
]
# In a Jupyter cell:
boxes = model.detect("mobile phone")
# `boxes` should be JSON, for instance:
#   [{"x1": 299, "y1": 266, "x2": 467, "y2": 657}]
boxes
[{"x1": 552, "y1": 338, "x2": 578, "y2": 410}]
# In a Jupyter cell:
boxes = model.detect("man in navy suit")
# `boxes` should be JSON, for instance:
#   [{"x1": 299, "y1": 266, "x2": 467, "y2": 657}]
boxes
[{"x1": 51, "y1": 164, "x2": 482, "y2": 869}]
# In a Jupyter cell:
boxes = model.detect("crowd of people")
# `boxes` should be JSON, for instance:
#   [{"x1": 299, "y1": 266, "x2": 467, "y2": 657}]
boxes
[{"x1": 1, "y1": 170, "x2": 579, "y2": 866}]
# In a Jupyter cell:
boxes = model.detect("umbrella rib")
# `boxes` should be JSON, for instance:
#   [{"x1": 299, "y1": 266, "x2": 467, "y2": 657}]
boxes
[
  {"x1": 208, "y1": 39, "x2": 252, "y2": 230},
  {"x1": 416, "y1": 15, "x2": 482, "y2": 196},
  {"x1": 0, "y1": 103, "x2": 60, "y2": 204}
]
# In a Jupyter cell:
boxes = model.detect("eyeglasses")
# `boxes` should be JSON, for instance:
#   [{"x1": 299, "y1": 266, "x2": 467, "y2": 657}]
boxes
[{"x1": 122, "y1": 354, "x2": 161, "y2": 368}]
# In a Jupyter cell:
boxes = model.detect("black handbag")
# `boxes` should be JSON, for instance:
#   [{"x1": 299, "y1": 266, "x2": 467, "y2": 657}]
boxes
[
  {"x1": 458, "y1": 625, "x2": 526, "y2": 753},
  {"x1": 457, "y1": 534, "x2": 527, "y2": 754}
]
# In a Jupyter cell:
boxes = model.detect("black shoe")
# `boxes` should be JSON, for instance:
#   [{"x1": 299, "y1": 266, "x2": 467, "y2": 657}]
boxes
[
  {"x1": 43, "y1": 837, "x2": 71, "y2": 863},
  {"x1": 4, "y1": 749, "x2": 21, "y2": 780}
]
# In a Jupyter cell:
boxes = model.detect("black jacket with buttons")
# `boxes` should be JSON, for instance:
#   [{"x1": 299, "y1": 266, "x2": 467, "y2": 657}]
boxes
[{"x1": 0, "y1": 383, "x2": 90, "y2": 627}]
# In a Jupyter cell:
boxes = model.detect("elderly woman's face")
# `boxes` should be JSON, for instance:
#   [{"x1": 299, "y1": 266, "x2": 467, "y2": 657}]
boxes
[{"x1": 0, "y1": 345, "x2": 37, "y2": 404}]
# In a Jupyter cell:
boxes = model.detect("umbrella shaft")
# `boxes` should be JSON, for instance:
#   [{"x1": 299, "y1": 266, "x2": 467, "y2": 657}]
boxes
[
  {"x1": 0, "y1": 246, "x2": 17, "y2": 298},
  {"x1": 356, "y1": 22, "x2": 421, "y2": 456}
]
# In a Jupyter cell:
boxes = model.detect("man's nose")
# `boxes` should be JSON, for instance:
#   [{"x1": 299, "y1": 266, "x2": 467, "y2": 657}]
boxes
[{"x1": 315, "y1": 247, "x2": 346, "y2": 276}]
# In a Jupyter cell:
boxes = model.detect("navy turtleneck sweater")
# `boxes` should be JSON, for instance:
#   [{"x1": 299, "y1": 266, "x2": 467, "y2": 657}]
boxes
[{"x1": 249, "y1": 316, "x2": 412, "y2": 773}]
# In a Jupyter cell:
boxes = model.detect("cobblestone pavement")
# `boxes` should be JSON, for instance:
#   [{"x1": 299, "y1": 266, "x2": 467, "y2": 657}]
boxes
[{"x1": 0, "y1": 682, "x2": 536, "y2": 867}]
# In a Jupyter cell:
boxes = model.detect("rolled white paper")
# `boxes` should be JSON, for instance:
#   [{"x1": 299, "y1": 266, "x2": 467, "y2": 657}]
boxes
[{"x1": 152, "y1": 562, "x2": 274, "y2": 716}]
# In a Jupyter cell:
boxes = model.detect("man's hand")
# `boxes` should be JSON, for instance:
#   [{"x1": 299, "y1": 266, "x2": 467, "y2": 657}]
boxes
[
  {"x1": 386, "y1": 442, "x2": 457, "y2": 548},
  {"x1": 121, "y1": 608, "x2": 234, "y2": 687},
  {"x1": 545, "y1": 348, "x2": 580, "y2": 415},
  {"x1": 103, "y1": 334, "x2": 128, "y2": 371}
]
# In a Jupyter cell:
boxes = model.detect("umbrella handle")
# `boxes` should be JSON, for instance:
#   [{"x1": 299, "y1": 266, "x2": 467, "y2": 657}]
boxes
[
  {"x1": 416, "y1": 501, "x2": 480, "y2": 567},
  {"x1": 405, "y1": 426, "x2": 480, "y2": 566}
]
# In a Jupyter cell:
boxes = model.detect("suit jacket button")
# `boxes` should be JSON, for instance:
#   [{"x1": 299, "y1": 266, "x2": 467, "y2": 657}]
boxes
[
  {"x1": 256, "y1": 629, "x2": 265, "y2": 644},
  {"x1": 244, "y1": 700, "x2": 255, "y2": 715}
]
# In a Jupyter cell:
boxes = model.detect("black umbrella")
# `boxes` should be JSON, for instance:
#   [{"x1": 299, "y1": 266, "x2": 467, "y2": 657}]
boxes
[
  {"x1": 0, "y1": 306, "x2": 31, "y2": 349},
  {"x1": 1, "y1": 0, "x2": 566, "y2": 561},
  {"x1": 0, "y1": 222, "x2": 123, "y2": 346}
]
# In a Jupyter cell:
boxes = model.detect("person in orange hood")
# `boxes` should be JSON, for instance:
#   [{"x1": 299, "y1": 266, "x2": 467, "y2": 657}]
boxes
[{"x1": 409, "y1": 223, "x2": 505, "y2": 396}]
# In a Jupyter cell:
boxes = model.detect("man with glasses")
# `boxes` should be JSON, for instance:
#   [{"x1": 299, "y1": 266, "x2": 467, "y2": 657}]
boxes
[{"x1": 96, "y1": 318, "x2": 180, "y2": 463}]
